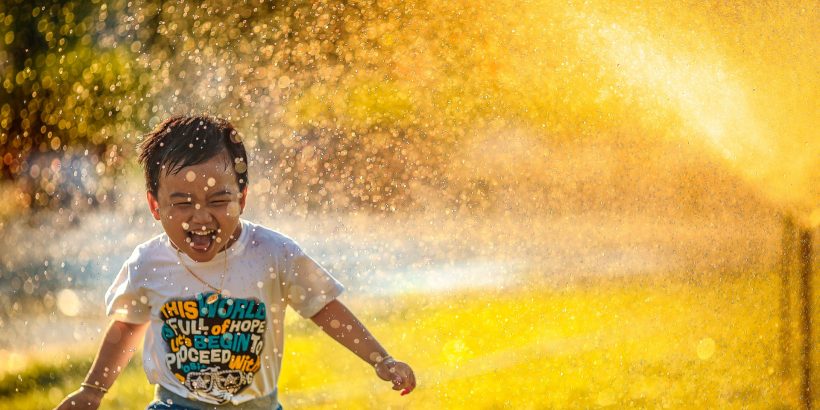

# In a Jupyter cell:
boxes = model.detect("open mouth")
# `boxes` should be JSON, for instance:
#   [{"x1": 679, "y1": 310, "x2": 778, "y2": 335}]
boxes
[{"x1": 187, "y1": 229, "x2": 216, "y2": 252}]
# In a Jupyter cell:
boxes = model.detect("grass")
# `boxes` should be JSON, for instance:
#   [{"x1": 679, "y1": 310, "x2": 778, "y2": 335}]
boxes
[{"x1": 6, "y1": 269, "x2": 814, "y2": 409}]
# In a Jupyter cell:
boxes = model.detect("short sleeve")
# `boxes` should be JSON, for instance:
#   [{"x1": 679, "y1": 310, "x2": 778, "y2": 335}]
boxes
[
  {"x1": 105, "y1": 249, "x2": 151, "y2": 324},
  {"x1": 282, "y1": 241, "x2": 345, "y2": 318}
]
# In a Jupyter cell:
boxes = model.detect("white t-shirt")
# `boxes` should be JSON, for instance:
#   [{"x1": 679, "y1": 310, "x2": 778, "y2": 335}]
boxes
[{"x1": 105, "y1": 219, "x2": 344, "y2": 405}]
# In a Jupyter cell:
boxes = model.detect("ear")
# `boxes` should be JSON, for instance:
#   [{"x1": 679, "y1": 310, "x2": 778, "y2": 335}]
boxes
[
  {"x1": 147, "y1": 191, "x2": 161, "y2": 220},
  {"x1": 239, "y1": 186, "x2": 248, "y2": 214}
]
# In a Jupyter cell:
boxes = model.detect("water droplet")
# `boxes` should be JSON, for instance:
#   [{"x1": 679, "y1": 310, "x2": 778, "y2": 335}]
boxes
[
  {"x1": 185, "y1": 171, "x2": 196, "y2": 182},
  {"x1": 207, "y1": 177, "x2": 216, "y2": 187},
  {"x1": 696, "y1": 337, "x2": 716, "y2": 360},
  {"x1": 56, "y1": 289, "x2": 81, "y2": 317},
  {"x1": 230, "y1": 131, "x2": 243, "y2": 144}
]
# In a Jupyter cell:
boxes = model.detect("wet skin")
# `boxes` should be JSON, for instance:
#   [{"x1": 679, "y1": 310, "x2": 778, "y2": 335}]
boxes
[{"x1": 147, "y1": 152, "x2": 247, "y2": 262}]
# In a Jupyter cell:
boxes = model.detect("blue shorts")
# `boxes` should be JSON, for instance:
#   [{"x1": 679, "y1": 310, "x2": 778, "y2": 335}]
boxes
[{"x1": 146, "y1": 385, "x2": 282, "y2": 410}]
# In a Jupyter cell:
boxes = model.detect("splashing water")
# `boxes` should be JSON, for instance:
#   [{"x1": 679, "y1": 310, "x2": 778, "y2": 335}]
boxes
[{"x1": 0, "y1": 1, "x2": 815, "y2": 408}]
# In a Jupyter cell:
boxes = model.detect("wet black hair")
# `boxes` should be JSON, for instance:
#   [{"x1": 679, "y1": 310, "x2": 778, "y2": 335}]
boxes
[{"x1": 137, "y1": 115, "x2": 248, "y2": 197}]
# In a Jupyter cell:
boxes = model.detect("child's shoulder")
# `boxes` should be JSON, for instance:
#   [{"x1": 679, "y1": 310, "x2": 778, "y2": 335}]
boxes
[
  {"x1": 125, "y1": 232, "x2": 175, "y2": 263},
  {"x1": 241, "y1": 219, "x2": 303, "y2": 254}
]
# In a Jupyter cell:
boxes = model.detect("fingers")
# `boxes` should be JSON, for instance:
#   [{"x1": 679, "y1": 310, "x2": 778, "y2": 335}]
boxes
[
  {"x1": 379, "y1": 361, "x2": 417, "y2": 396},
  {"x1": 402, "y1": 368, "x2": 416, "y2": 395},
  {"x1": 390, "y1": 372, "x2": 404, "y2": 390},
  {"x1": 391, "y1": 365, "x2": 416, "y2": 395},
  {"x1": 406, "y1": 369, "x2": 416, "y2": 393}
]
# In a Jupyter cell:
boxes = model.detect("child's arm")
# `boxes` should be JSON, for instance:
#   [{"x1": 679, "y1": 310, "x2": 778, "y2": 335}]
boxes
[
  {"x1": 54, "y1": 319, "x2": 148, "y2": 410},
  {"x1": 310, "y1": 299, "x2": 416, "y2": 395}
]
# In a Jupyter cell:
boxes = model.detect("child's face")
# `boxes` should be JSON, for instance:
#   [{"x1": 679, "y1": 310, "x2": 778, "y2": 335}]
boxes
[{"x1": 147, "y1": 152, "x2": 247, "y2": 262}]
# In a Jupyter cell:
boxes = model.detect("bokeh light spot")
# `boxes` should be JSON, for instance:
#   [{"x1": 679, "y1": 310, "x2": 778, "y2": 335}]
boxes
[
  {"x1": 56, "y1": 289, "x2": 81, "y2": 317},
  {"x1": 696, "y1": 337, "x2": 716, "y2": 360}
]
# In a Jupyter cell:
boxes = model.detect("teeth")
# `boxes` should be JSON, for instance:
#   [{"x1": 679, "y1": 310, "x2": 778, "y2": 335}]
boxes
[{"x1": 191, "y1": 230, "x2": 214, "y2": 236}]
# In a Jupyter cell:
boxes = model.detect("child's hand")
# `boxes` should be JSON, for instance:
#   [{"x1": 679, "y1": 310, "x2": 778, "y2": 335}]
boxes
[{"x1": 374, "y1": 357, "x2": 417, "y2": 396}]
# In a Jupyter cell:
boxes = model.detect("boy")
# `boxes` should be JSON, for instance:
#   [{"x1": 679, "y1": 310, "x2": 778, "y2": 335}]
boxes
[{"x1": 56, "y1": 115, "x2": 416, "y2": 410}]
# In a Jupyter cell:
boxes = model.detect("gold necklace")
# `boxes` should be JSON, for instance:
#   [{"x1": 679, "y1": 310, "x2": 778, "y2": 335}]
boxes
[{"x1": 175, "y1": 248, "x2": 227, "y2": 304}]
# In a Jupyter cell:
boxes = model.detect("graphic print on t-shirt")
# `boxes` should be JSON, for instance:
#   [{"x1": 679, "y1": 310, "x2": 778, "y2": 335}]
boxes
[{"x1": 160, "y1": 293, "x2": 266, "y2": 403}]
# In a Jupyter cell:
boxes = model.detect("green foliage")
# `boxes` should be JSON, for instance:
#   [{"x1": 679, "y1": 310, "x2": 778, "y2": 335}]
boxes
[
  {"x1": 0, "y1": 355, "x2": 91, "y2": 397},
  {"x1": 0, "y1": 0, "x2": 150, "y2": 176}
]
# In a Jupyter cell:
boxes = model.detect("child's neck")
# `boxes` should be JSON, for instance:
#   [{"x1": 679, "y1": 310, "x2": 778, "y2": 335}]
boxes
[{"x1": 221, "y1": 223, "x2": 243, "y2": 252}]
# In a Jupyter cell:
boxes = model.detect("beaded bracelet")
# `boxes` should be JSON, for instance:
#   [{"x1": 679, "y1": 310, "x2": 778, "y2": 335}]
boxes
[
  {"x1": 80, "y1": 382, "x2": 109, "y2": 394},
  {"x1": 374, "y1": 354, "x2": 394, "y2": 367}
]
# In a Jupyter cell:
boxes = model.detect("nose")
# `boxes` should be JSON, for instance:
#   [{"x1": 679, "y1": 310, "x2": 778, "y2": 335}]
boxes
[{"x1": 190, "y1": 203, "x2": 214, "y2": 225}]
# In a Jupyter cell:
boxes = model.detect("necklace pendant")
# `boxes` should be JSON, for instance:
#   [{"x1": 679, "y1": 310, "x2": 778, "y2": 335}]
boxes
[{"x1": 206, "y1": 293, "x2": 219, "y2": 304}]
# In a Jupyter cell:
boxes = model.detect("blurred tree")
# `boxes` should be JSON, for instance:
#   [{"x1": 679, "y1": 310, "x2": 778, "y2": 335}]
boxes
[
  {"x1": 0, "y1": 0, "x2": 451, "y2": 214},
  {"x1": 1, "y1": 0, "x2": 149, "y2": 175}
]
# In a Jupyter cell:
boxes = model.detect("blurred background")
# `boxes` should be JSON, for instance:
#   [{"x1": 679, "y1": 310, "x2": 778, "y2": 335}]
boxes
[{"x1": 0, "y1": 0, "x2": 817, "y2": 408}]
